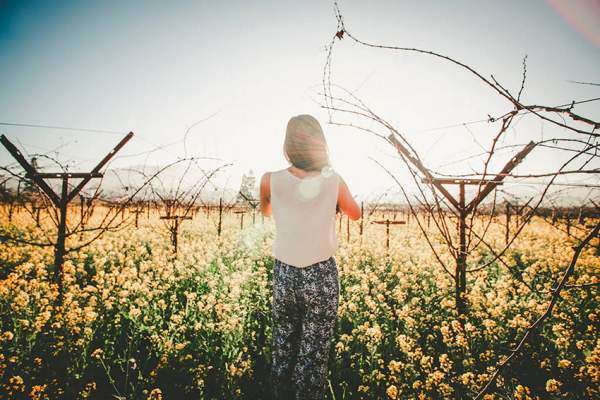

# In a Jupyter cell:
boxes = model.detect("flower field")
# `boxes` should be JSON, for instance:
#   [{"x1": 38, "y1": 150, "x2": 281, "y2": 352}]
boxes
[{"x1": 0, "y1": 208, "x2": 598, "y2": 399}]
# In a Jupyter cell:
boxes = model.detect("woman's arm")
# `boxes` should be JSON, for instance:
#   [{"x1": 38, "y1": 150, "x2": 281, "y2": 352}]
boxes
[
  {"x1": 337, "y1": 176, "x2": 361, "y2": 221},
  {"x1": 260, "y1": 172, "x2": 272, "y2": 217}
]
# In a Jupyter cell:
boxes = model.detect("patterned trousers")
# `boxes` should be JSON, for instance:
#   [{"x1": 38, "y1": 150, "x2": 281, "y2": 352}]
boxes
[{"x1": 270, "y1": 256, "x2": 340, "y2": 400}]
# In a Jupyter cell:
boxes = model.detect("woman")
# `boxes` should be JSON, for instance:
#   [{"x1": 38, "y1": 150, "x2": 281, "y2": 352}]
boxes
[{"x1": 260, "y1": 114, "x2": 361, "y2": 400}]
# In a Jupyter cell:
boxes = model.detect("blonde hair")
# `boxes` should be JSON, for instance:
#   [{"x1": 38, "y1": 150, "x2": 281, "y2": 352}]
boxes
[{"x1": 284, "y1": 114, "x2": 330, "y2": 172}]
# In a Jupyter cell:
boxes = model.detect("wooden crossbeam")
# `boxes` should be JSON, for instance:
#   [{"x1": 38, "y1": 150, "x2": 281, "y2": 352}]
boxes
[
  {"x1": 31, "y1": 172, "x2": 103, "y2": 179},
  {"x1": 371, "y1": 220, "x2": 406, "y2": 225},
  {"x1": 466, "y1": 141, "x2": 536, "y2": 213},
  {"x1": 371, "y1": 218, "x2": 406, "y2": 250},
  {"x1": 65, "y1": 131, "x2": 133, "y2": 203},
  {"x1": 422, "y1": 178, "x2": 505, "y2": 185},
  {"x1": 1, "y1": 134, "x2": 61, "y2": 206},
  {"x1": 388, "y1": 133, "x2": 460, "y2": 210},
  {"x1": 238, "y1": 190, "x2": 258, "y2": 209},
  {"x1": 160, "y1": 215, "x2": 192, "y2": 220}
]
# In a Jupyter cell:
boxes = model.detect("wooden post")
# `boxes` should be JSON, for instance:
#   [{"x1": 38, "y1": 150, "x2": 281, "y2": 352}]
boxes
[
  {"x1": 35, "y1": 205, "x2": 42, "y2": 227},
  {"x1": 235, "y1": 210, "x2": 245, "y2": 230},
  {"x1": 505, "y1": 202, "x2": 511, "y2": 245},
  {"x1": 132, "y1": 208, "x2": 143, "y2": 228},
  {"x1": 385, "y1": 219, "x2": 390, "y2": 249},
  {"x1": 7, "y1": 183, "x2": 18, "y2": 223},
  {"x1": 371, "y1": 219, "x2": 406, "y2": 253},
  {"x1": 79, "y1": 194, "x2": 85, "y2": 225},
  {"x1": 420, "y1": 177, "x2": 512, "y2": 316},
  {"x1": 32, "y1": 202, "x2": 46, "y2": 227},
  {"x1": 218, "y1": 197, "x2": 223, "y2": 236},
  {"x1": 160, "y1": 215, "x2": 192, "y2": 253},
  {"x1": 172, "y1": 218, "x2": 179, "y2": 253},
  {"x1": 54, "y1": 177, "x2": 68, "y2": 302},
  {"x1": 87, "y1": 198, "x2": 95, "y2": 219},
  {"x1": 359, "y1": 201, "x2": 364, "y2": 236},
  {"x1": 457, "y1": 182, "x2": 467, "y2": 316},
  {"x1": 578, "y1": 208, "x2": 585, "y2": 225}
]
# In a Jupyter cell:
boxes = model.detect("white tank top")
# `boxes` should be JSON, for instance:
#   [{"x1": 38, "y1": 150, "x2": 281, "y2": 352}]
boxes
[{"x1": 270, "y1": 167, "x2": 340, "y2": 268}]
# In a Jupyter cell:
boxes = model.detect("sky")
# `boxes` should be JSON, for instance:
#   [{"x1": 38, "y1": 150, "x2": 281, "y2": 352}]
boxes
[{"x1": 0, "y1": 0, "x2": 598, "y2": 204}]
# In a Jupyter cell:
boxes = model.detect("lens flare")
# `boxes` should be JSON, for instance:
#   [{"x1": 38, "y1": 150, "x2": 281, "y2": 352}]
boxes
[
  {"x1": 545, "y1": 0, "x2": 600, "y2": 47},
  {"x1": 298, "y1": 178, "x2": 323, "y2": 200}
]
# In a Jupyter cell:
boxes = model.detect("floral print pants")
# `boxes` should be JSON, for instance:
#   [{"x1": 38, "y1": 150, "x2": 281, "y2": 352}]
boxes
[{"x1": 270, "y1": 256, "x2": 340, "y2": 400}]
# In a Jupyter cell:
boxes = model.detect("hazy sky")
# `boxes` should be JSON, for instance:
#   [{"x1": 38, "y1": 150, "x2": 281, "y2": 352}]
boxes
[{"x1": 0, "y1": 0, "x2": 598, "y2": 203}]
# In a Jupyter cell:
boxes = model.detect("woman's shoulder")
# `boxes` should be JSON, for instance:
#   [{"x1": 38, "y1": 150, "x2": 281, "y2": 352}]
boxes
[
  {"x1": 260, "y1": 169, "x2": 284, "y2": 181},
  {"x1": 330, "y1": 169, "x2": 343, "y2": 183},
  {"x1": 260, "y1": 169, "x2": 285, "y2": 187},
  {"x1": 260, "y1": 171, "x2": 271, "y2": 188}
]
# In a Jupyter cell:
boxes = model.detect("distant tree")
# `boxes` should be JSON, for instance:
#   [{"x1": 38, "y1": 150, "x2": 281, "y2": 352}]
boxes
[{"x1": 237, "y1": 169, "x2": 257, "y2": 203}]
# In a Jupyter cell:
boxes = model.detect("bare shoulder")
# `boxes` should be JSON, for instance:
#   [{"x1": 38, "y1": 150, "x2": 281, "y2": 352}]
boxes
[
  {"x1": 260, "y1": 171, "x2": 272, "y2": 180},
  {"x1": 335, "y1": 172, "x2": 347, "y2": 186},
  {"x1": 260, "y1": 172, "x2": 272, "y2": 193}
]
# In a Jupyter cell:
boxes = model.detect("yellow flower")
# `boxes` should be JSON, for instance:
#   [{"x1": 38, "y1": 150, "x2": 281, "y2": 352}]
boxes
[
  {"x1": 147, "y1": 388, "x2": 163, "y2": 400},
  {"x1": 386, "y1": 384, "x2": 398, "y2": 399},
  {"x1": 546, "y1": 379, "x2": 561, "y2": 393},
  {"x1": 29, "y1": 384, "x2": 47, "y2": 400},
  {"x1": 388, "y1": 360, "x2": 402, "y2": 374},
  {"x1": 91, "y1": 348, "x2": 103, "y2": 359},
  {"x1": 558, "y1": 359, "x2": 572, "y2": 369},
  {"x1": 357, "y1": 385, "x2": 369, "y2": 393}
]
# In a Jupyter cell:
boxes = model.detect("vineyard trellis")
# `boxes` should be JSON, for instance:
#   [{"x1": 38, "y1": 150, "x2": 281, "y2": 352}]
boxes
[
  {"x1": 0, "y1": 3, "x2": 597, "y2": 398},
  {"x1": 321, "y1": 2, "x2": 599, "y2": 398},
  {"x1": 0, "y1": 132, "x2": 133, "y2": 304}
]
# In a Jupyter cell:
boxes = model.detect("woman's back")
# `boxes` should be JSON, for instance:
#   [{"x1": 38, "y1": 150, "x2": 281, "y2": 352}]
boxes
[{"x1": 270, "y1": 167, "x2": 340, "y2": 268}]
